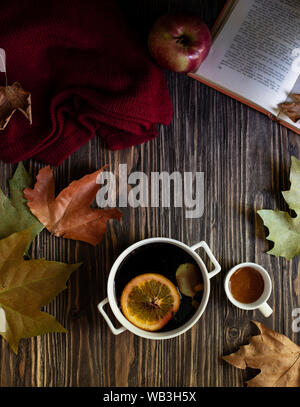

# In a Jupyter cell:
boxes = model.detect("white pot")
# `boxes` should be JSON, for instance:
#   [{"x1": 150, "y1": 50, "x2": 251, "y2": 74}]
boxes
[{"x1": 98, "y1": 238, "x2": 221, "y2": 339}]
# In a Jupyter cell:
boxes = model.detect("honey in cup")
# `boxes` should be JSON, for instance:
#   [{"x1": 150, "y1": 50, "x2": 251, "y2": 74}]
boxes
[{"x1": 229, "y1": 267, "x2": 264, "y2": 304}]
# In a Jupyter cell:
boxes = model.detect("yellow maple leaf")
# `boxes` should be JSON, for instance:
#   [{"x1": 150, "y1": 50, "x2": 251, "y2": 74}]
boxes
[{"x1": 0, "y1": 228, "x2": 80, "y2": 353}]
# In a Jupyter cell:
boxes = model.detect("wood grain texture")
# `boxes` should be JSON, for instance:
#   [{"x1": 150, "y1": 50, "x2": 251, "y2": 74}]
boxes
[{"x1": 0, "y1": 0, "x2": 299, "y2": 387}]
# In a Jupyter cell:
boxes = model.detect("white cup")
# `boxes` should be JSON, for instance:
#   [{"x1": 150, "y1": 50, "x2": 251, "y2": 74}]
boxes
[
  {"x1": 97, "y1": 237, "x2": 221, "y2": 339},
  {"x1": 224, "y1": 262, "x2": 273, "y2": 318}
]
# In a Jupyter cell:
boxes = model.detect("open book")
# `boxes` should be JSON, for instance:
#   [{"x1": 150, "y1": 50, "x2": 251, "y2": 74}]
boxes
[{"x1": 189, "y1": 0, "x2": 300, "y2": 134}]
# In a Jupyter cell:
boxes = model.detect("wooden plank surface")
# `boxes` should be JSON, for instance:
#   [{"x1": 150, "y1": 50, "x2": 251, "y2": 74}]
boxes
[{"x1": 0, "y1": 0, "x2": 299, "y2": 387}]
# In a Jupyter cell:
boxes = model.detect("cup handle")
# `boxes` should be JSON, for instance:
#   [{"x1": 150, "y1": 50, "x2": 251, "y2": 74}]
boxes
[
  {"x1": 258, "y1": 302, "x2": 273, "y2": 318},
  {"x1": 190, "y1": 241, "x2": 221, "y2": 279},
  {"x1": 97, "y1": 298, "x2": 127, "y2": 335}
]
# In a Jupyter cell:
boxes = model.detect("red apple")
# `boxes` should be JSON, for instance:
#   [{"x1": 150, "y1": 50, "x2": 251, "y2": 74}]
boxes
[{"x1": 148, "y1": 14, "x2": 211, "y2": 73}]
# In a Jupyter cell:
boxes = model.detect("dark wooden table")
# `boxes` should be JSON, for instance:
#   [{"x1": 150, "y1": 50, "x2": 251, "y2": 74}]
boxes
[{"x1": 0, "y1": 0, "x2": 299, "y2": 387}]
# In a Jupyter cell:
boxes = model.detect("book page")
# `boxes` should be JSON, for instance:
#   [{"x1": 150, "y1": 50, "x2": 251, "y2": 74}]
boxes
[{"x1": 194, "y1": 0, "x2": 300, "y2": 115}]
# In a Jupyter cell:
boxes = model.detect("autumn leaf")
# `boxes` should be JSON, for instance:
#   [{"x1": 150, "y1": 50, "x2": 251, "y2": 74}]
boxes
[
  {"x1": 223, "y1": 321, "x2": 300, "y2": 387},
  {"x1": 280, "y1": 94, "x2": 300, "y2": 123},
  {"x1": 24, "y1": 166, "x2": 122, "y2": 246},
  {"x1": 0, "y1": 162, "x2": 44, "y2": 247},
  {"x1": 258, "y1": 156, "x2": 300, "y2": 260},
  {"x1": 0, "y1": 82, "x2": 32, "y2": 130},
  {"x1": 0, "y1": 228, "x2": 81, "y2": 354}
]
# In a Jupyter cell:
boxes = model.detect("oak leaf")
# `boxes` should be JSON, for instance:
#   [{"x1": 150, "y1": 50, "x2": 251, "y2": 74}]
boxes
[
  {"x1": 24, "y1": 166, "x2": 122, "y2": 246},
  {"x1": 258, "y1": 156, "x2": 300, "y2": 260},
  {"x1": 0, "y1": 162, "x2": 44, "y2": 247},
  {"x1": 0, "y1": 82, "x2": 32, "y2": 129},
  {"x1": 280, "y1": 94, "x2": 300, "y2": 123},
  {"x1": 223, "y1": 321, "x2": 300, "y2": 387},
  {"x1": 0, "y1": 228, "x2": 81, "y2": 354}
]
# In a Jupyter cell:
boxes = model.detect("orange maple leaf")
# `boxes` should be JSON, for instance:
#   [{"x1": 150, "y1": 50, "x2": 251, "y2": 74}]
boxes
[{"x1": 24, "y1": 166, "x2": 122, "y2": 245}]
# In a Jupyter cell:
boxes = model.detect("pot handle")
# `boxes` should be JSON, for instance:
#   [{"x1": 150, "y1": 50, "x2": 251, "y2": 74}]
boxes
[
  {"x1": 97, "y1": 298, "x2": 127, "y2": 335},
  {"x1": 190, "y1": 241, "x2": 221, "y2": 279}
]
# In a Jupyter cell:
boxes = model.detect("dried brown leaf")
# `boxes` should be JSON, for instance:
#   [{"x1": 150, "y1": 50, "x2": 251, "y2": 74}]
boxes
[
  {"x1": 280, "y1": 94, "x2": 300, "y2": 123},
  {"x1": 223, "y1": 321, "x2": 300, "y2": 387},
  {"x1": 0, "y1": 82, "x2": 32, "y2": 129}
]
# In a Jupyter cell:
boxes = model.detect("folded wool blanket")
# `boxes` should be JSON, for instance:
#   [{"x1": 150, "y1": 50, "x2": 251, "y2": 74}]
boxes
[{"x1": 0, "y1": 0, "x2": 172, "y2": 165}]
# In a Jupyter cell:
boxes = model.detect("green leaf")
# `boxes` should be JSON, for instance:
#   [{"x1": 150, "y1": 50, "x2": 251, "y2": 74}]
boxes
[
  {"x1": 0, "y1": 228, "x2": 81, "y2": 354},
  {"x1": 0, "y1": 163, "x2": 44, "y2": 247},
  {"x1": 258, "y1": 156, "x2": 300, "y2": 260}
]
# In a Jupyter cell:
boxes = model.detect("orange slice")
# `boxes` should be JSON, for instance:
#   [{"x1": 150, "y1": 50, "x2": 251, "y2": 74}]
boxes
[{"x1": 120, "y1": 273, "x2": 180, "y2": 331}]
